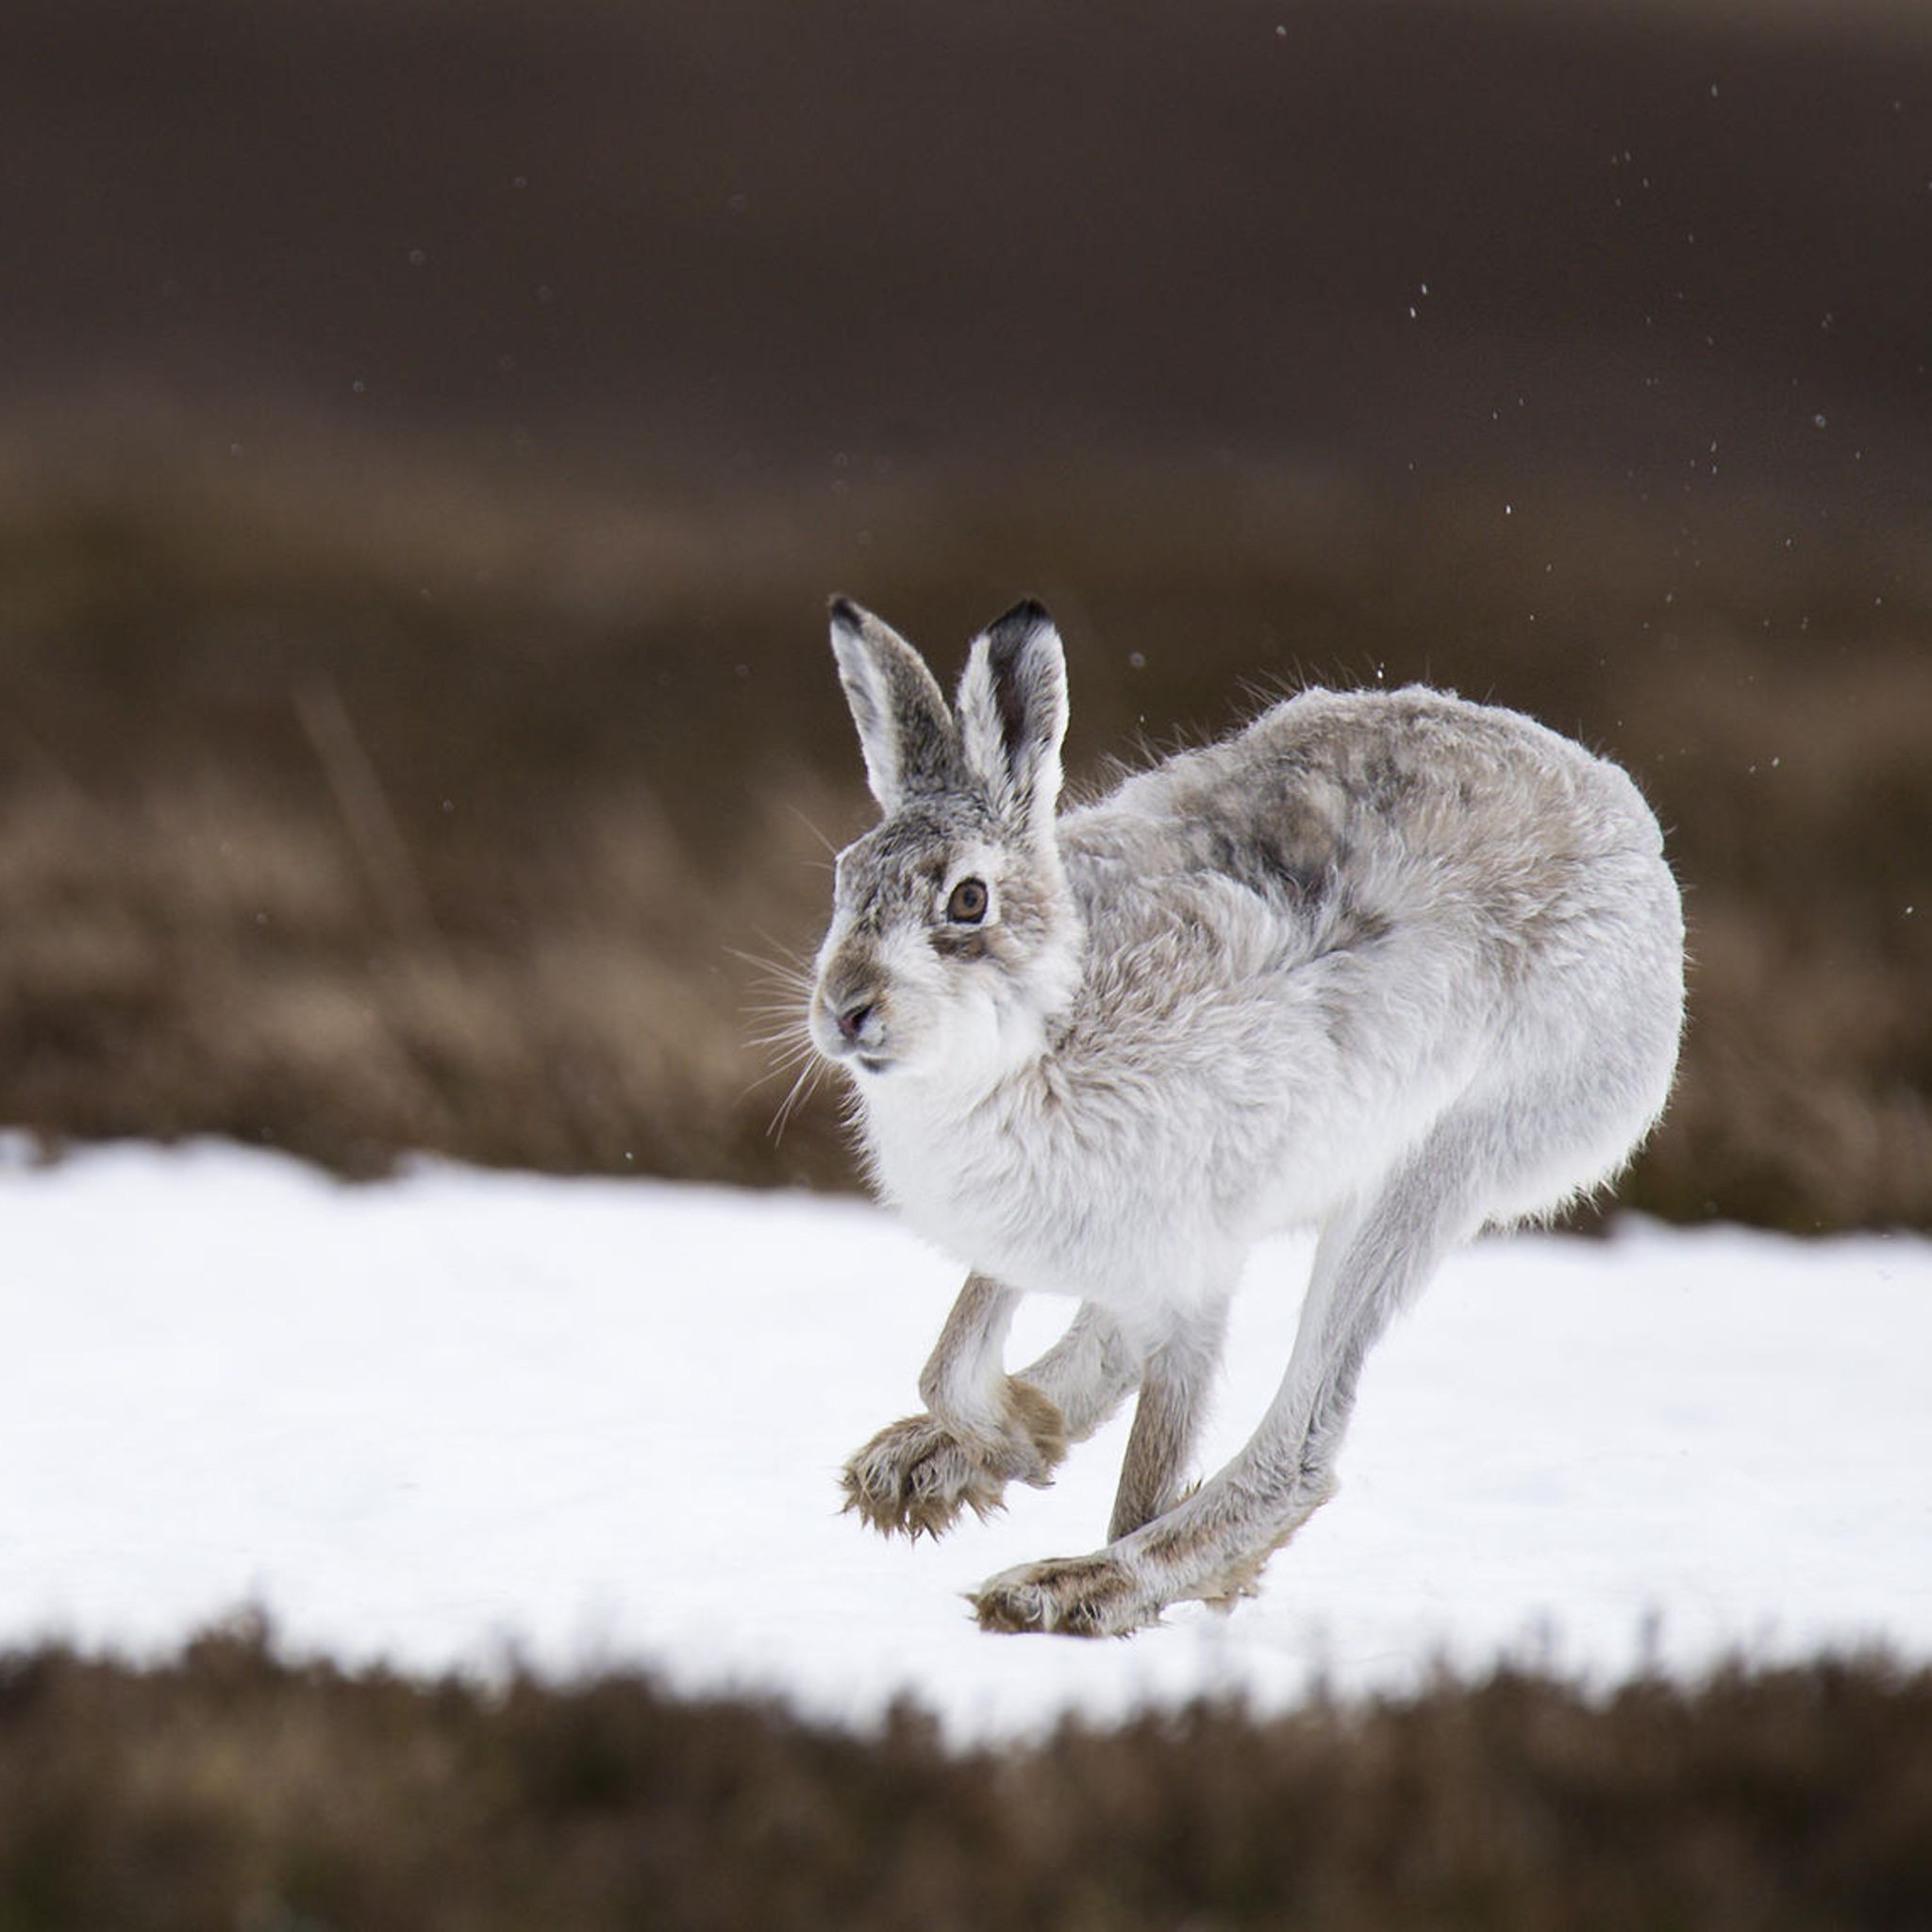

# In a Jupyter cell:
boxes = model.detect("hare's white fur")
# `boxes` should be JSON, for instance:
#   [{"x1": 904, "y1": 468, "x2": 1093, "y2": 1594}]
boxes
[{"x1": 810, "y1": 597, "x2": 1684, "y2": 1636}]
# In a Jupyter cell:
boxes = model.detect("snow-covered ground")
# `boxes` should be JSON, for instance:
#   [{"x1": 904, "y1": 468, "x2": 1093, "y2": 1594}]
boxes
[{"x1": 3, "y1": 1140, "x2": 1927, "y2": 1739}]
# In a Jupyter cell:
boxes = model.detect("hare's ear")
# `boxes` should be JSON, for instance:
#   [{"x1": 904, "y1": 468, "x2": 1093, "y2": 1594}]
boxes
[
  {"x1": 958, "y1": 600, "x2": 1068, "y2": 838},
  {"x1": 828, "y1": 598, "x2": 958, "y2": 813}
]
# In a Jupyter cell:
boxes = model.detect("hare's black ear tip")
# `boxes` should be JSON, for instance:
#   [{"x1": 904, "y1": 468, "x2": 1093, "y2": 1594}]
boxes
[
  {"x1": 987, "y1": 598, "x2": 1057, "y2": 647},
  {"x1": 828, "y1": 594, "x2": 866, "y2": 629}
]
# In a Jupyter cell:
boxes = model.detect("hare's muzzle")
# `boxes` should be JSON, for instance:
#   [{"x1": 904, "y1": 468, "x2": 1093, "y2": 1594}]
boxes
[
  {"x1": 811, "y1": 962, "x2": 891, "y2": 1068},
  {"x1": 835, "y1": 998, "x2": 877, "y2": 1046}
]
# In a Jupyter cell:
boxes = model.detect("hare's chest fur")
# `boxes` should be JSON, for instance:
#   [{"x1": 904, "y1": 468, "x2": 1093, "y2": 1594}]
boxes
[{"x1": 859, "y1": 1067, "x2": 1248, "y2": 1320}]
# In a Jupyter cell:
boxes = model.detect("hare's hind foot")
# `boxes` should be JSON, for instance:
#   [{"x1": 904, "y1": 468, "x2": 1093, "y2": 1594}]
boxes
[
  {"x1": 841, "y1": 1377, "x2": 1066, "y2": 1541},
  {"x1": 969, "y1": 1541, "x2": 1271, "y2": 1638},
  {"x1": 971, "y1": 1552, "x2": 1159, "y2": 1638},
  {"x1": 971, "y1": 1473, "x2": 1341, "y2": 1637}
]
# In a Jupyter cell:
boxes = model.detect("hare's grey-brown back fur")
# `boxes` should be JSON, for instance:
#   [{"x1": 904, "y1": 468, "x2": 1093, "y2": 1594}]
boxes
[{"x1": 808, "y1": 597, "x2": 1684, "y2": 1636}]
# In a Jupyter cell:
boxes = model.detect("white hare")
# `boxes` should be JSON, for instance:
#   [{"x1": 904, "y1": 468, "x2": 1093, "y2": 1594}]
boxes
[{"x1": 808, "y1": 597, "x2": 1683, "y2": 1637}]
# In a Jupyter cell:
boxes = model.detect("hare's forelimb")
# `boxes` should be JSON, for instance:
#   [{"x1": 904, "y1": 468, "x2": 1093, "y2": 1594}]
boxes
[
  {"x1": 914, "y1": 1272, "x2": 1026, "y2": 1431},
  {"x1": 1014, "y1": 1299, "x2": 1143, "y2": 1443},
  {"x1": 841, "y1": 1274, "x2": 1057, "y2": 1538},
  {"x1": 841, "y1": 1279, "x2": 1150, "y2": 1540},
  {"x1": 974, "y1": 1141, "x2": 1482, "y2": 1635}
]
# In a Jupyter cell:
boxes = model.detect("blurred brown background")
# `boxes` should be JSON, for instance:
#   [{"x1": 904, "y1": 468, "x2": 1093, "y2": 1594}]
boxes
[{"x1": 3, "y1": 0, "x2": 1928, "y2": 1228}]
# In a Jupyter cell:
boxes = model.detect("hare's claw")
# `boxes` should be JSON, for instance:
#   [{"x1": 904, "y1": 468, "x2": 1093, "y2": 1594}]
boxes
[
  {"x1": 841, "y1": 1381, "x2": 1067, "y2": 1541},
  {"x1": 841, "y1": 1415, "x2": 1008, "y2": 1539}
]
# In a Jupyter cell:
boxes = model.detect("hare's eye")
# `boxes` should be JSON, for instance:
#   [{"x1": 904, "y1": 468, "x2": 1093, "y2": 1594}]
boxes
[{"x1": 945, "y1": 877, "x2": 989, "y2": 924}]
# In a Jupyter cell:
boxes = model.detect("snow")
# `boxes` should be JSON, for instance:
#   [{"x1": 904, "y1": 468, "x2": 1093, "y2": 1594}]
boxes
[{"x1": 3, "y1": 1139, "x2": 1928, "y2": 1739}]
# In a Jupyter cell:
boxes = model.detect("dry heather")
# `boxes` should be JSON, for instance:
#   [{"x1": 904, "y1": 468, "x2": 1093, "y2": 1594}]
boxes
[
  {"x1": 4, "y1": 0, "x2": 1928, "y2": 1226},
  {"x1": 0, "y1": 1617, "x2": 1927, "y2": 1931},
  {"x1": 1, "y1": 442, "x2": 1927, "y2": 1227}
]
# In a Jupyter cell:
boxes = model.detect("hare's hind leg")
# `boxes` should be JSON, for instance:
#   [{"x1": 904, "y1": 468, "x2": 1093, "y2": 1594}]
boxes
[
  {"x1": 1108, "y1": 1299, "x2": 1231, "y2": 1542},
  {"x1": 974, "y1": 1139, "x2": 1482, "y2": 1635},
  {"x1": 841, "y1": 1278, "x2": 1139, "y2": 1540}
]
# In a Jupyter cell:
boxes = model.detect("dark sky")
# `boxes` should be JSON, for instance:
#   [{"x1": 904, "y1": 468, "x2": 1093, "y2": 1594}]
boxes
[{"x1": 8, "y1": 0, "x2": 1929, "y2": 511}]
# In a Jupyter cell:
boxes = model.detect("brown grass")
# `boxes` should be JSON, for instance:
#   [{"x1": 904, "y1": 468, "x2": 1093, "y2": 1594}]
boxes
[
  {"x1": 2, "y1": 436, "x2": 1927, "y2": 1227},
  {"x1": 0, "y1": 1616, "x2": 1927, "y2": 1930},
  {"x1": 3, "y1": 0, "x2": 1929, "y2": 1225}
]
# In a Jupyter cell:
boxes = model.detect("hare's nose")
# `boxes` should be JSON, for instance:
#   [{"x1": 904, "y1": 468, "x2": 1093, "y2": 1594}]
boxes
[{"x1": 836, "y1": 998, "x2": 876, "y2": 1045}]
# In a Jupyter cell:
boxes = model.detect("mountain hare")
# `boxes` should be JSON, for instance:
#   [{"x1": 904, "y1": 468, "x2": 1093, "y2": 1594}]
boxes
[{"x1": 809, "y1": 597, "x2": 1684, "y2": 1636}]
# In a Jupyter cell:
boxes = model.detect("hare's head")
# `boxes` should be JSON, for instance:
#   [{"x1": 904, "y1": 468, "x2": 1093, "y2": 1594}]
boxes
[{"x1": 809, "y1": 598, "x2": 1080, "y2": 1087}]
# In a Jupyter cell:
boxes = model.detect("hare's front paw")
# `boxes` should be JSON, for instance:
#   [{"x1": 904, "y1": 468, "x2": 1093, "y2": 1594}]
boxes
[
  {"x1": 841, "y1": 1379, "x2": 1066, "y2": 1541},
  {"x1": 971, "y1": 1551, "x2": 1160, "y2": 1638}
]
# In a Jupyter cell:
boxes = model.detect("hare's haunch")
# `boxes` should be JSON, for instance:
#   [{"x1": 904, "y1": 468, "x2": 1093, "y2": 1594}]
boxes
[{"x1": 809, "y1": 598, "x2": 1684, "y2": 1637}]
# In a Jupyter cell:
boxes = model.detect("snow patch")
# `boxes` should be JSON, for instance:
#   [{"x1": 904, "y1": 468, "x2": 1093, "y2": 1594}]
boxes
[{"x1": 2, "y1": 1141, "x2": 1927, "y2": 1739}]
